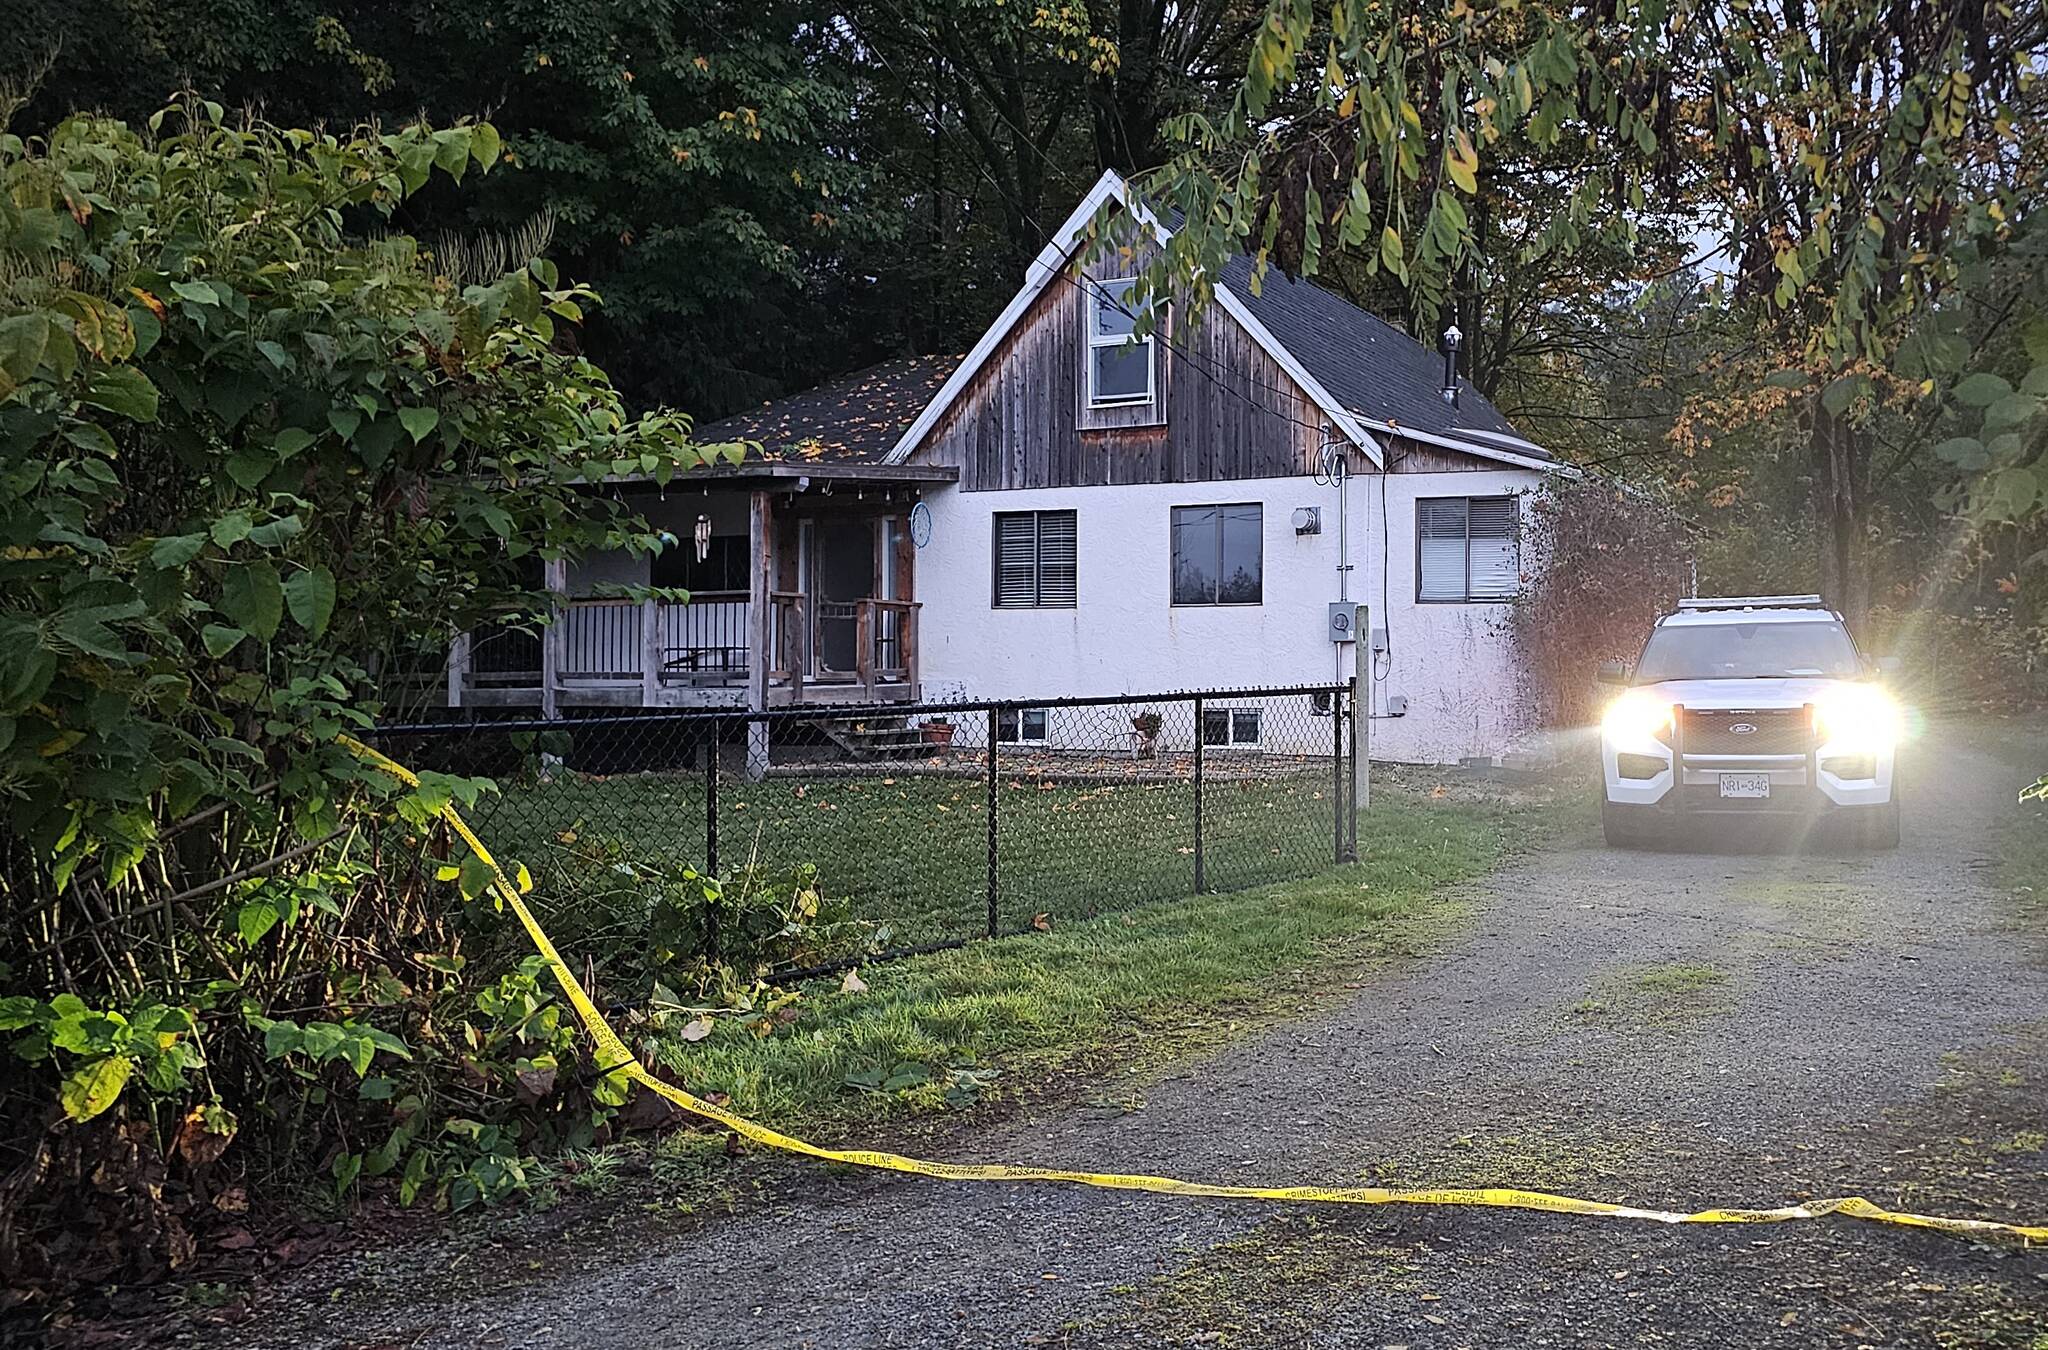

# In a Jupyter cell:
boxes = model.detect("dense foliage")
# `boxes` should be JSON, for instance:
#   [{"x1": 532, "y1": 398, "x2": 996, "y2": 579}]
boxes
[
  {"x1": 0, "y1": 104, "x2": 772, "y2": 1302},
  {"x1": 1509, "y1": 478, "x2": 1694, "y2": 731}
]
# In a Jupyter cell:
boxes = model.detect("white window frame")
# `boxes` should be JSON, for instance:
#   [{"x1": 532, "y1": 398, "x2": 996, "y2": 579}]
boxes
[
  {"x1": 1170, "y1": 502, "x2": 1264, "y2": 607},
  {"x1": 1086, "y1": 277, "x2": 1154, "y2": 408},
  {"x1": 995, "y1": 706, "x2": 1051, "y2": 745},
  {"x1": 1416, "y1": 495, "x2": 1521, "y2": 604},
  {"x1": 1200, "y1": 704, "x2": 1263, "y2": 750},
  {"x1": 992, "y1": 510, "x2": 1078, "y2": 609}
]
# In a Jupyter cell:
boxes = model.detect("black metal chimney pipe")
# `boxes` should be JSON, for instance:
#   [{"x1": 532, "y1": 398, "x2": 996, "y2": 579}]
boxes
[{"x1": 1441, "y1": 325, "x2": 1461, "y2": 408}]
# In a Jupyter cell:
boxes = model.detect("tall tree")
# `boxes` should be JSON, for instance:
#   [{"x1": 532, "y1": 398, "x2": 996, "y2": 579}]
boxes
[{"x1": 1143, "y1": 0, "x2": 2047, "y2": 622}]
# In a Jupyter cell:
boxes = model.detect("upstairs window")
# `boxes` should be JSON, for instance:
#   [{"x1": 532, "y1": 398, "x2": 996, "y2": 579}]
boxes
[
  {"x1": 1418, "y1": 495, "x2": 1520, "y2": 602},
  {"x1": 993, "y1": 510, "x2": 1078, "y2": 608},
  {"x1": 1171, "y1": 503, "x2": 1262, "y2": 605},
  {"x1": 1087, "y1": 277, "x2": 1154, "y2": 407}
]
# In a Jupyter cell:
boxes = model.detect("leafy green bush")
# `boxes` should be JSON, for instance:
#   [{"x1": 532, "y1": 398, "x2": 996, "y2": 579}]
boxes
[{"x1": 0, "y1": 100, "x2": 752, "y2": 1305}]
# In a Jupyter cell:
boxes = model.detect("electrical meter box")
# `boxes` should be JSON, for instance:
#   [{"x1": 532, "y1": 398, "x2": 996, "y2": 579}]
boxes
[{"x1": 1328, "y1": 601, "x2": 1363, "y2": 644}]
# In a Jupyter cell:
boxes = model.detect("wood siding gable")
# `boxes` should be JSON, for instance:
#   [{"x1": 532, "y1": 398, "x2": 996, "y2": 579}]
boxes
[{"x1": 908, "y1": 236, "x2": 1343, "y2": 492}]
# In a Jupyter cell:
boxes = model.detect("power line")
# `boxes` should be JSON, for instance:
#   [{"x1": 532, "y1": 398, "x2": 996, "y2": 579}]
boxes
[{"x1": 848, "y1": 5, "x2": 1355, "y2": 446}]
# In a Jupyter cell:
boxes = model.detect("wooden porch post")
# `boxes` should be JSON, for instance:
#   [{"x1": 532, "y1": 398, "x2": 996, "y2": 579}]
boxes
[
  {"x1": 745, "y1": 491, "x2": 772, "y2": 782},
  {"x1": 541, "y1": 557, "x2": 566, "y2": 722},
  {"x1": 640, "y1": 597, "x2": 661, "y2": 707}
]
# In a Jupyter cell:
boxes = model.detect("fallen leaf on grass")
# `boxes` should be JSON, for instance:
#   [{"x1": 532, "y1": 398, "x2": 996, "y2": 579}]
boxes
[
  {"x1": 1031, "y1": 913, "x2": 1052, "y2": 931},
  {"x1": 841, "y1": 970, "x2": 868, "y2": 994},
  {"x1": 679, "y1": 1017, "x2": 713, "y2": 1042}
]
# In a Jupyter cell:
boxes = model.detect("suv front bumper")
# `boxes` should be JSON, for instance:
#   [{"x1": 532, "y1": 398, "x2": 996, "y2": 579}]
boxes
[{"x1": 1601, "y1": 744, "x2": 1895, "y2": 814}]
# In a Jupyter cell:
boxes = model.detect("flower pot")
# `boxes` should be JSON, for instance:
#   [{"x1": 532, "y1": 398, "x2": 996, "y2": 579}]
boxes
[{"x1": 921, "y1": 722, "x2": 956, "y2": 747}]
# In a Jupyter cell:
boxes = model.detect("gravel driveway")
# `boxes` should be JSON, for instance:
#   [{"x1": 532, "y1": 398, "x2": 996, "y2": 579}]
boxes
[{"x1": 200, "y1": 731, "x2": 2048, "y2": 1349}]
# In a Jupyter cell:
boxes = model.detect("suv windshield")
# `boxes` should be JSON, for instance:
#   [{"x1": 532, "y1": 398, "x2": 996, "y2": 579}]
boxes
[{"x1": 1635, "y1": 620, "x2": 1861, "y2": 682}]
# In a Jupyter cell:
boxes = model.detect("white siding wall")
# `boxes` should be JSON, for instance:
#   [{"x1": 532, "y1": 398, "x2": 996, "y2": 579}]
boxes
[{"x1": 914, "y1": 465, "x2": 1543, "y2": 763}]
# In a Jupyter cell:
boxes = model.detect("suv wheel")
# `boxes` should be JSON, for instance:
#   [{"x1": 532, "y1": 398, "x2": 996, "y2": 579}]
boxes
[
  {"x1": 1861, "y1": 797, "x2": 1901, "y2": 850},
  {"x1": 1602, "y1": 800, "x2": 1656, "y2": 849}
]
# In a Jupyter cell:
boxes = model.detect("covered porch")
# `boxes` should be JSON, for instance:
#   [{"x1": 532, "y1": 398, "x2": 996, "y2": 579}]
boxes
[{"x1": 448, "y1": 461, "x2": 955, "y2": 713}]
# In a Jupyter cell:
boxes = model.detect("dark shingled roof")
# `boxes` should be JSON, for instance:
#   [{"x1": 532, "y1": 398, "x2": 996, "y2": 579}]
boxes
[
  {"x1": 697, "y1": 244, "x2": 1546, "y2": 467},
  {"x1": 1216, "y1": 254, "x2": 1547, "y2": 459},
  {"x1": 696, "y1": 355, "x2": 960, "y2": 463}
]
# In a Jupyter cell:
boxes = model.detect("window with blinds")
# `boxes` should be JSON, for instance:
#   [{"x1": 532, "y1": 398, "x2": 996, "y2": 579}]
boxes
[
  {"x1": 991, "y1": 510, "x2": 1078, "y2": 608},
  {"x1": 1417, "y1": 495, "x2": 1521, "y2": 603}
]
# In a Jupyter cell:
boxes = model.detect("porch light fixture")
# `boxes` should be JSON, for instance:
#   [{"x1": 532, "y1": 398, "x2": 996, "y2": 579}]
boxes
[{"x1": 693, "y1": 513, "x2": 712, "y2": 564}]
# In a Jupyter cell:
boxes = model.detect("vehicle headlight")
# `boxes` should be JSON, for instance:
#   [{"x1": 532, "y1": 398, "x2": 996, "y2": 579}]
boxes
[
  {"x1": 1812, "y1": 685, "x2": 1902, "y2": 753},
  {"x1": 1601, "y1": 691, "x2": 1673, "y2": 747}
]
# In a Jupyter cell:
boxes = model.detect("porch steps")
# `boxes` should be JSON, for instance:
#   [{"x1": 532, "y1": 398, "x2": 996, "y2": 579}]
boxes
[{"x1": 805, "y1": 715, "x2": 933, "y2": 761}]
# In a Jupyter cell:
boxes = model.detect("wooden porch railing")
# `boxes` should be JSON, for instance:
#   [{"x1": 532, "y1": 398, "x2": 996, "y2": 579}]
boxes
[{"x1": 456, "y1": 593, "x2": 917, "y2": 706}]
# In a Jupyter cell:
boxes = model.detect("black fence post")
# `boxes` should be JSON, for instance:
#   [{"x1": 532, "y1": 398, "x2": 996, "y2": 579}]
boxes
[
  {"x1": 1192, "y1": 694, "x2": 1206, "y2": 893},
  {"x1": 1333, "y1": 686, "x2": 1346, "y2": 866},
  {"x1": 704, "y1": 715, "x2": 720, "y2": 878},
  {"x1": 985, "y1": 703, "x2": 1000, "y2": 938}
]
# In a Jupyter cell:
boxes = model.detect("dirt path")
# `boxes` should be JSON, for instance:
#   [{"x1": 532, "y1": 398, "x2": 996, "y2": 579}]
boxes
[{"x1": 206, "y1": 735, "x2": 2048, "y2": 1349}]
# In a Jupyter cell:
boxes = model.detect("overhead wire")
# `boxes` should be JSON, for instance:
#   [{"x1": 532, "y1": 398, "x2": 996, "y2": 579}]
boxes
[
  {"x1": 849, "y1": 3, "x2": 1362, "y2": 446},
  {"x1": 856, "y1": 7, "x2": 1396, "y2": 699}
]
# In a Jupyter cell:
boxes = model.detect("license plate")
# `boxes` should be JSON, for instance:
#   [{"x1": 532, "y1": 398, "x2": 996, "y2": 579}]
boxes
[{"x1": 1719, "y1": 773, "x2": 1772, "y2": 799}]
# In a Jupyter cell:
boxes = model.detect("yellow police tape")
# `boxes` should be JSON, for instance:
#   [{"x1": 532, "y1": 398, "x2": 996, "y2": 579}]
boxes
[{"x1": 341, "y1": 736, "x2": 2047, "y2": 1246}]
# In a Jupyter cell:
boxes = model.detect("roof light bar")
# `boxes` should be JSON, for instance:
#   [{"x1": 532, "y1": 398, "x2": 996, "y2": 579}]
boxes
[{"x1": 1674, "y1": 595, "x2": 1825, "y2": 610}]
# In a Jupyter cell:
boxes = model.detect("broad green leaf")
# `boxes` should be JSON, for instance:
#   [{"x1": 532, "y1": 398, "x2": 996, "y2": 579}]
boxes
[
  {"x1": 225, "y1": 445, "x2": 274, "y2": 489},
  {"x1": 1821, "y1": 374, "x2": 1863, "y2": 416},
  {"x1": 150, "y1": 533, "x2": 207, "y2": 568},
  {"x1": 237, "y1": 897, "x2": 281, "y2": 947},
  {"x1": 55, "y1": 292, "x2": 133, "y2": 361},
  {"x1": 471, "y1": 122, "x2": 502, "y2": 169},
  {"x1": 127, "y1": 304, "x2": 162, "y2": 357},
  {"x1": 283, "y1": 566, "x2": 336, "y2": 637},
  {"x1": 217, "y1": 561, "x2": 283, "y2": 640},
  {"x1": 0, "y1": 314, "x2": 48, "y2": 396},
  {"x1": 298, "y1": 1021, "x2": 346, "y2": 1062},
  {"x1": 1985, "y1": 392, "x2": 2042, "y2": 431},
  {"x1": 1932, "y1": 436, "x2": 1986, "y2": 469},
  {"x1": 1764, "y1": 368, "x2": 1809, "y2": 389},
  {"x1": 59, "y1": 1055, "x2": 134, "y2": 1122},
  {"x1": 1955, "y1": 372, "x2": 2013, "y2": 407},
  {"x1": 457, "y1": 852, "x2": 495, "y2": 901},
  {"x1": 273, "y1": 426, "x2": 317, "y2": 459},
  {"x1": 210, "y1": 512, "x2": 253, "y2": 547},
  {"x1": 82, "y1": 366, "x2": 160, "y2": 422},
  {"x1": 397, "y1": 406, "x2": 439, "y2": 443},
  {"x1": 1379, "y1": 225, "x2": 1404, "y2": 275},
  {"x1": 201, "y1": 624, "x2": 247, "y2": 658},
  {"x1": 246, "y1": 515, "x2": 304, "y2": 549}
]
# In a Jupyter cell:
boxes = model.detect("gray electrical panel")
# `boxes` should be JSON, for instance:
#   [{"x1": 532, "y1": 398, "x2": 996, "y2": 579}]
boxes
[{"x1": 1328, "y1": 601, "x2": 1362, "y2": 643}]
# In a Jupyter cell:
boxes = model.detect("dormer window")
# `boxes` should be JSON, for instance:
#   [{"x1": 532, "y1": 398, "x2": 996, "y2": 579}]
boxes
[{"x1": 1087, "y1": 277, "x2": 1154, "y2": 407}]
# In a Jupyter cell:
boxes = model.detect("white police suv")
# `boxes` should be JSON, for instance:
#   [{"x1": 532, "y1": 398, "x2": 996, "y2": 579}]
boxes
[{"x1": 1598, "y1": 596, "x2": 1902, "y2": 849}]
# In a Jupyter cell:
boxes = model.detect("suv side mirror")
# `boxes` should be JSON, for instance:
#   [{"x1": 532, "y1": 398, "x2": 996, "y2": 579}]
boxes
[{"x1": 1595, "y1": 658, "x2": 1629, "y2": 686}]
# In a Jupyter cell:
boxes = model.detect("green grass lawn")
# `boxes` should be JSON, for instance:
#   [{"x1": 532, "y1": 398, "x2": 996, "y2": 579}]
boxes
[
  {"x1": 622, "y1": 785, "x2": 1512, "y2": 1139},
  {"x1": 470, "y1": 766, "x2": 1345, "y2": 950}
]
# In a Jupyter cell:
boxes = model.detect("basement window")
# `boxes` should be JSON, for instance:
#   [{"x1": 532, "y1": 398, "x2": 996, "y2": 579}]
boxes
[
  {"x1": 1201, "y1": 706, "x2": 1263, "y2": 749},
  {"x1": 996, "y1": 707, "x2": 1050, "y2": 744}
]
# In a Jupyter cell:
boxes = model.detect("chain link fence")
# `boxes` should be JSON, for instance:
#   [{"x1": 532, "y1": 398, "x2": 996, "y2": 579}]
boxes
[{"x1": 368, "y1": 683, "x2": 1358, "y2": 975}]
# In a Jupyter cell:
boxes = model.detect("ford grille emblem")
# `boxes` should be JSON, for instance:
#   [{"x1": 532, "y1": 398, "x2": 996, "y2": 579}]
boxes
[{"x1": 1728, "y1": 722, "x2": 1758, "y2": 735}]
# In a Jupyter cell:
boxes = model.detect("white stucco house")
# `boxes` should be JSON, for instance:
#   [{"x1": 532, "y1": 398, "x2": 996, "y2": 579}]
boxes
[{"x1": 444, "y1": 170, "x2": 1563, "y2": 764}]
